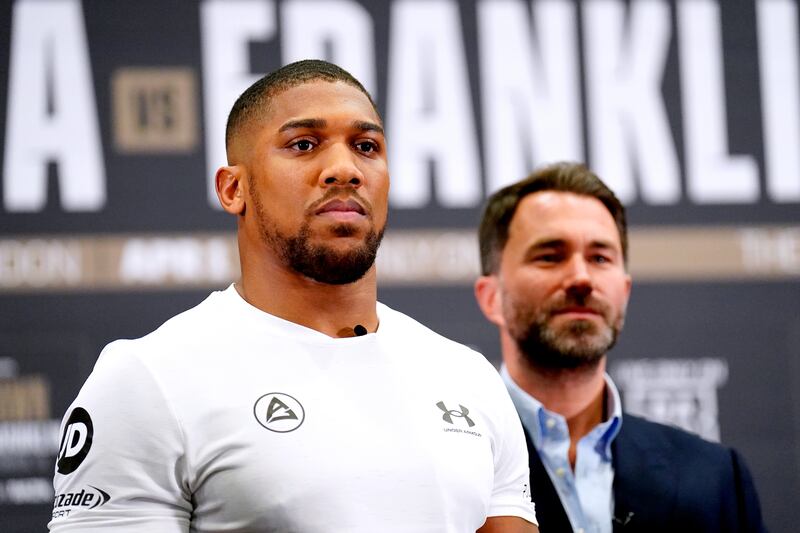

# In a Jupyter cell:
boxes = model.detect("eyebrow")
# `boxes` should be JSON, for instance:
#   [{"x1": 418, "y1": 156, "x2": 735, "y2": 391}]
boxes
[
  {"x1": 278, "y1": 118, "x2": 384, "y2": 135},
  {"x1": 353, "y1": 121, "x2": 384, "y2": 135},
  {"x1": 526, "y1": 238, "x2": 619, "y2": 254},
  {"x1": 279, "y1": 118, "x2": 326, "y2": 133}
]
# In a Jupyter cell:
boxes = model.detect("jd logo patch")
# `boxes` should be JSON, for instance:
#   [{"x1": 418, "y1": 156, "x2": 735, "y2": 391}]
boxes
[
  {"x1": 254, "y1": 392, "x2": 305, "y2": 433},
  {"x1": 57, "y1": 407, "x2": 94, "y2": 475}
]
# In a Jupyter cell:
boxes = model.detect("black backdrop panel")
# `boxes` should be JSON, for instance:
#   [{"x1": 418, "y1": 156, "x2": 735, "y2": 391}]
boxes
[{"x1": 1, "y1": 1, "x2": 798, "y2": 531}]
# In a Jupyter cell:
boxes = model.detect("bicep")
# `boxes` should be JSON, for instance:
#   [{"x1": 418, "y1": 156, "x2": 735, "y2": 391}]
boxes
[
  {"x1": 50, "y1": 345, "x2": 190, "y2": 531},
  {"x1": 482, "y1": 366, "x2": 538, "y2": 526},
  {"x1": 477, "y1": 515, "x2": 539, "y2": 533}
]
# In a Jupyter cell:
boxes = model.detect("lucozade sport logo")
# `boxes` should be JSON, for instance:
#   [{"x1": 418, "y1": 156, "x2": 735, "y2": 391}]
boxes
[
  {"x1": 57, "y1": 407, "x2": 94, "y2": 474},
  {"x1": 52, "y1": 485, "x2": 111, "y2": 519}
]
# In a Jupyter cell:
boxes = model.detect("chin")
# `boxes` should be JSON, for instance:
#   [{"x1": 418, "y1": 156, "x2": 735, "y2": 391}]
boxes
[{"x1": 325, "y1": 221, "x2": 363, "y2": 237}]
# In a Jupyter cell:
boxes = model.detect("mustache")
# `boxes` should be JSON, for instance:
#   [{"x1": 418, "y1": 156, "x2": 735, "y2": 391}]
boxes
[
  {"x1": 543, "y1": 293, "x2": 612, "y2": 319},
  {"x1": 306, "y1": 188, "x2": 373, "y2": 218}
]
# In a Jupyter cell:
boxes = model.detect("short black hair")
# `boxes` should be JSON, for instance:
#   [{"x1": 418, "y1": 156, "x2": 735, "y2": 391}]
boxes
[
  {"x1": 225, "y1": 59, "x2": 379, "y2": 159},
  {"x1": 478, "y1": 161, "x2": 628, "y2": 275}
]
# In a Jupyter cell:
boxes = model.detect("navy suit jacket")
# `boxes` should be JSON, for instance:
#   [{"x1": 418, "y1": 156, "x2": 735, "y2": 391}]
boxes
[{"x1": 526, "y1": 413, "x2": 766, "y2": 532}]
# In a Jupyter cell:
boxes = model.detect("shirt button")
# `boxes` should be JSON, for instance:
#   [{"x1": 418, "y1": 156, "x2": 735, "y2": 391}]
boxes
[
  {"x1": 577, "y1": 529, "x2": 585, "y2": 533},
  {"x1": 545, "y1": 418, "x2": 556, "y2": 429},
  {"x1": 555, "y1": 467, "x2": 566, "y2": 477}
]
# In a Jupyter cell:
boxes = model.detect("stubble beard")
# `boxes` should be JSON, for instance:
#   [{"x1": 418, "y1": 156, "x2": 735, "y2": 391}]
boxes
[
  {"x1": 252, "y1": 189, "x2": 384, "y2": 285},
  {"x1": 274, "y1": 222, "x2": 384, "y2": 285},
  {"x1": 504, "y1": 292, "x2": 624, "y2": 373}
]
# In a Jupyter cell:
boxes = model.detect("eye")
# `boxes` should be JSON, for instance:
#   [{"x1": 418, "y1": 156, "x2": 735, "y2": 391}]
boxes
[
  {"x1": 532, "y1": 253, "x2": 562, "y2": 264},
  {"x1": 289, "y1": 139, "x2": 316, "y2": 152},
  {"x1": 590, "y1": 254, "x2": 612, "y2": 264},
  {"x1": 355, "y1": 140, "x2": 379, "y2": 154}
]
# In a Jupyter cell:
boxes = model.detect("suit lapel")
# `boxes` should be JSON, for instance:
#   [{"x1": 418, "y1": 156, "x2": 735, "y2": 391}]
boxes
[{"x1": 522, "y1": 413, "x2": 680, "y2": 532}]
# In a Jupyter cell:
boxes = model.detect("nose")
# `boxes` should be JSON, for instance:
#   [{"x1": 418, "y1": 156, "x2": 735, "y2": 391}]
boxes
[
  {"x1": 563, "y1": 255, "x2": 593, "y2": 300},
  {"x1": 319, "y1": 143, "x2": 364, "y2": 188}
]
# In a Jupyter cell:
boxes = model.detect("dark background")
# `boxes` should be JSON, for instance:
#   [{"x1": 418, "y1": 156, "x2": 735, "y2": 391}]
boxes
[{"x1": 1, "y1": 1, "x2": 797, "y2": 531}]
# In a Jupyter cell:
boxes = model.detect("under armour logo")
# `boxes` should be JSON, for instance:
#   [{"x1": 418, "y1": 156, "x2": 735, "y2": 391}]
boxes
[{"x1": 436, "y1": 401, "x2": 475, "y2": 427}]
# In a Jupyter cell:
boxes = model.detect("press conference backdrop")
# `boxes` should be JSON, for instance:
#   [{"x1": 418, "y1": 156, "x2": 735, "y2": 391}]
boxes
[{"x1": 0, "y1": 0, "x2": 798, "y2": 530}]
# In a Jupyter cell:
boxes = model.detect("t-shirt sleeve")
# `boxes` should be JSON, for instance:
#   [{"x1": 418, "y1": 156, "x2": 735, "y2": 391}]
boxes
[
  {"x1": 49, "y1": 341, "x2": 191, "y2": 532},
  {"x1": 484, "y1": 362, "x2": 538, "y2": 526}
]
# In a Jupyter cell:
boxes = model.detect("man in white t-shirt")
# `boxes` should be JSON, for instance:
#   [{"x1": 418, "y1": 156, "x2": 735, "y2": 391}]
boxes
[{"x1": 49, "y1": 60, "x2": 538, "y2": 533}]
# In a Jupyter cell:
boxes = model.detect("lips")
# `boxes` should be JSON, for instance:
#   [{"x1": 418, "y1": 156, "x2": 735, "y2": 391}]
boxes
[
  {"x1": 553, "y1": 306, "x2": 601, "y2": 316},
  {"x1": 314, "y1": 198, "x2": 366, "y2": 216}
]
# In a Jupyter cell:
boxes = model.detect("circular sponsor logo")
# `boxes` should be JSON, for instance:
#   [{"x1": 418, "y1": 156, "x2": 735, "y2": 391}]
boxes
[
  {"x1": 253, "y1": 392, "x2": 305, "y2": 433},
  {"x1": 57, "y1": 407, "x2": 93, "y2": 475}
]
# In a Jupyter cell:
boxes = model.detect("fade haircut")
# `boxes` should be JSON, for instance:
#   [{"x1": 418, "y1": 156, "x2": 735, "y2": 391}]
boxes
[
  {"x1": 478, "y1": 161, "x2": 628, "y2": 275},
  {"x1": 224, "y1": 59, "x2": 379, "y2": 161}
]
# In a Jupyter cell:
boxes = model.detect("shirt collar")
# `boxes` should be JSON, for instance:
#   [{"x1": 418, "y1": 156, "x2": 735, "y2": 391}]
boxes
[{"x1": 500, "y1": 364, "x2": 623, "y2": 460}]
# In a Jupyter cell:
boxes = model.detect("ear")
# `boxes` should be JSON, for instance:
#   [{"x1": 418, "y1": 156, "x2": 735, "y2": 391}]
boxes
[
  {"x1": 474, "y1": 275, "x2": 506, "y2": 328},
  {"x1": 622, "y1": 271, "x2": 633, "y2": 313},
  {"x1": 215, "y1": 165, "x2": 246, "y2": 215}
]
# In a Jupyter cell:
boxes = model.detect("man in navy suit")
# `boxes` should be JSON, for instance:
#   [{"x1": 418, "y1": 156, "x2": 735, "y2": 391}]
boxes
[{"x1": 474, "y1": 162, "x2": 766, "y2": 532}]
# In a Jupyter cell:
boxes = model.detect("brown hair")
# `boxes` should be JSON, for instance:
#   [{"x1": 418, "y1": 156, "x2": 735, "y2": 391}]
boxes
[{"x1": 478, "y1": 162, "x2": 628, "y2": 275}]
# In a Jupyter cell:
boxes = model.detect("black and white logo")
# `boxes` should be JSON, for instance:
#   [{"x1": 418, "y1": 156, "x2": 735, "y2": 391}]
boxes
[
  {"x1": 52, "y1": 485, "x2": 111, "y2": 519},
  {"x1": 57, "y1": 407, "x2": 93, "y2": 475},
  {"x1": 437, "y1": 401, "x2": 475, "y2": 427},
  {"x1": 254, "y1": 392, "x2": 305, "y2": 433}
]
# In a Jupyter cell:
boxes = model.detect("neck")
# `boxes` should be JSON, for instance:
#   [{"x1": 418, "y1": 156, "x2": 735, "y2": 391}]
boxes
[
  {"x1": 502, "y1": 333, "x2": 607, "y2": 451},
  {"x1": 237, "y1": 252, "x2": 379, "y2": 339}
]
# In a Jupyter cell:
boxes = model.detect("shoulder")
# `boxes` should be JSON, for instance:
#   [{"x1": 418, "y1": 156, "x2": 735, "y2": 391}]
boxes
[
  {"x1": 619, "y1": 413, "x2": 738, "y2": 464},
  {"x1": 376, "y1": 303, "x2": 506, "y2": 397},
  {"x1": 378, "y1": 302, "x2": 475, "y2": 351},
  {"x1": 78, "y1": 289, "x2": 232, "y2": 402},
  {"x1": 377, "y1": 302, "x2": 494, "y2": 369},
  {"x1": 616, "y1": 414, "x2": 765, "y2": 530},
  {"x1": 142, "y1": 289, "x2": 227, "y2": 342},
  {"x1": 103, "y1": 289, "x2": 227, "y2": 360},
  {"x1": 64, "y1": 291, "x2": 237, "y2": 434},
  {"x1": 621, "y1": 413, "x2": 716, "y2": 448}
]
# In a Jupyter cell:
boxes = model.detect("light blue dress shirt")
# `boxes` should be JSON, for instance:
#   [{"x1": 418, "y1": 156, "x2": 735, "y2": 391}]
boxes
[{"x1": 501, "y1": 365, "x2": 623, "y2": 533}]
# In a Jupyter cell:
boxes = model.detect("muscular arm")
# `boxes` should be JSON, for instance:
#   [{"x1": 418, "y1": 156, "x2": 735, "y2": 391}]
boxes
[
  {"x1": 477, "y1": 516, "x2": 539, "y2": 533},
  {"x1": 50, "y1": 343, "x2": 191, "y2": 531}
]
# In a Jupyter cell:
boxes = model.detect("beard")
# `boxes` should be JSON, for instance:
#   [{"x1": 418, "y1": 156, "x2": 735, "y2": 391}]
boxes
[
  {"x1": 272, "y1": 222, "x2": 384, "y2": 285},
  {"x1": 504, "y1": 290, "x2": 624, "y2": 372},
  {"x1": 252, "y1": 187, "x2": 384, "y2": 285}
]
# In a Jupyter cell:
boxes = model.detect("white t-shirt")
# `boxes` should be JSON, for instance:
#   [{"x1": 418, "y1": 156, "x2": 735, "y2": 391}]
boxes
[{"x1": 50, "y1": 286, "x2": 536, "y2": 532}]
